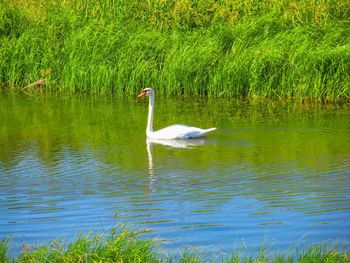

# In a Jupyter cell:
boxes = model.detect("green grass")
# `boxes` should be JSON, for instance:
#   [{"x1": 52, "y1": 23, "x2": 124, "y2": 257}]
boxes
[
  {"x1": 0, "y1": 0, "x2": 350, "y2": 101},
  {"x1": 1, "y1": 229, "x2": 349, "y2": 262},
  {"x1": 0, "y1": 228, "x2": 157, "y2": 263}
]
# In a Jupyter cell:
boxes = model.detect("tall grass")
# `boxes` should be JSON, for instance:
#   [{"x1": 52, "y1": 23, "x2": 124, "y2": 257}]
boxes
[
  {"x1": 0, "y1": 228, "x2": 157, "y2": 263},
  {"x1": 0, "y1": 0, "x2": 350, "y2": 101},
  {"x1": 1, "y1": 231, "x2": 349, "y2": 262}
]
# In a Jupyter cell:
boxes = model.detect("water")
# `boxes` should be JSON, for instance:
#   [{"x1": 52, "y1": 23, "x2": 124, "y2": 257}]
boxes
[{"x1": 0, "y1": 95, "x2": 349, "y2": 258}]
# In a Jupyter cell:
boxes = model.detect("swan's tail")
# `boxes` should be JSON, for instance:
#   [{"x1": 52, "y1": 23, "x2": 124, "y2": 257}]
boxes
[{"x1": 202, "y1": 127, "x2": 217, "y2": 135}]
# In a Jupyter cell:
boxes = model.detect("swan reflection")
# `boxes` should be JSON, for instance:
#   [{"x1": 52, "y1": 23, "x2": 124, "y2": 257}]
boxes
[
  {"x1": 146, "y1": 138, "x2": 208, "y2": 181},
  {"x1": 147, "y1": 137, "x2": 208, "y2": 149}
]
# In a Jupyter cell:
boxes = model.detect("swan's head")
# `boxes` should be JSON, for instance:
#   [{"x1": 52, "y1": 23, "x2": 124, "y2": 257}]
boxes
[{"x1": 138, "y1": 87, "x2": 154, "y2": 97}]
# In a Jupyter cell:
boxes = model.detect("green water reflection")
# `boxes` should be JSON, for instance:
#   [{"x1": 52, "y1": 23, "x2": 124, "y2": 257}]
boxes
[{"x1": 1, "y1": 95, "x2": 349, "y2": 168}]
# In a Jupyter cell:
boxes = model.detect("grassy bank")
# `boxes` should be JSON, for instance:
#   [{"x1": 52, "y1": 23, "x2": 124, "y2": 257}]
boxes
[
  {"x1": 1, "y1": 229, "x2": 349, "y2": 263},
  {"x1": 1, "y1": 0, "x2": 350, "y2": 101}
]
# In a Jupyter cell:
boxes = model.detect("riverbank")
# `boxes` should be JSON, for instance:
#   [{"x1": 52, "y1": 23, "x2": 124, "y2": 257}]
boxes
[
  {"x1": 1, "y1": 229, "x2": 349, "y2": 263},
  {"x1": 1, "y1": 0, "x2": 350, "y2": 101}
]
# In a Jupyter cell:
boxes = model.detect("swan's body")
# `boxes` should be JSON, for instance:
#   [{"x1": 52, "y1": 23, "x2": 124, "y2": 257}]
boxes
[
  {"x1": 138, "y1": 88, "x2": 216, "y2": 140},
  {"x1": 147, "y1": 124, "x2": 216, "y2": 140}
]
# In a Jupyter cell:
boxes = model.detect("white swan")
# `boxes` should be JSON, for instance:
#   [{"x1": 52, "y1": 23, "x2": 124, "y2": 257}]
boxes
[{"x1": 138, "y1": 88, "x2": 216, "y2": 139}]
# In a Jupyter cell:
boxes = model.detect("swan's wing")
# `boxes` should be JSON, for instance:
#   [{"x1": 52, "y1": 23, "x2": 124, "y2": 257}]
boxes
[
  {"x1": 151, "y1": 125, "x2": 191, "y2": 139},
  {"x1": 152, "y1": 125, "x2": 216, "y2": 139}
]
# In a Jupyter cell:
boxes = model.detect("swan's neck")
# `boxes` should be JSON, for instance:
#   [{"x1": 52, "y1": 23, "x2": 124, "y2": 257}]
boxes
[{"x1": 147, "y1": 93, "x2": 154, "y2": 136}]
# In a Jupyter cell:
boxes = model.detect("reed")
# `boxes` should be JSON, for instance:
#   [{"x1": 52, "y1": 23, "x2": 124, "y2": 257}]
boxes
[{"x1": 1, "y1": 0, "x2": 350, "y2": 101}]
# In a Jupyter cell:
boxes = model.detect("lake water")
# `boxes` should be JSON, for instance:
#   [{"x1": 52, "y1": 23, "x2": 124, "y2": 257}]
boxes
[{"x1": 0, "y1": 94, "x2": 349, "y2": 258}]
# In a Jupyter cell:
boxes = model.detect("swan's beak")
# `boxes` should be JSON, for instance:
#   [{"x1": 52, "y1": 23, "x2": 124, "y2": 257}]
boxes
[{"x1": 138, "y1": 91, "x2": 147, "y2": 97}]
